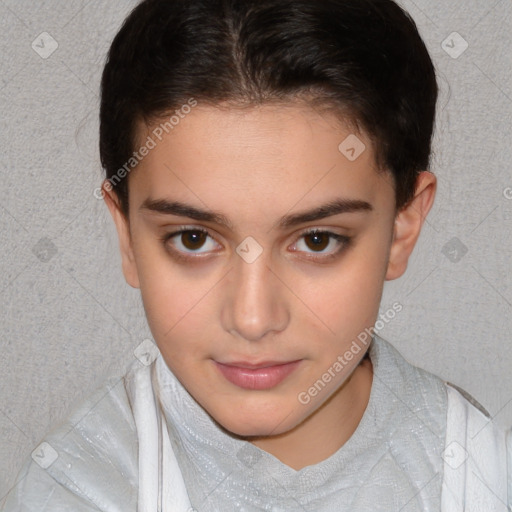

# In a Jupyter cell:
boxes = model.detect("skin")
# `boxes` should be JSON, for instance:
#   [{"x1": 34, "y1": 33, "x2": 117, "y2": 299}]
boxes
[{"x1": 103, "y1": 101, "x2": 436, "y2": 470}]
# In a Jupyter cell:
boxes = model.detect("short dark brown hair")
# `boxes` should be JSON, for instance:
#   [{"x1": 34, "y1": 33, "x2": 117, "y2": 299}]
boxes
[{"x1": 100, "y1": 0, "x2": 438, "y2": 216}]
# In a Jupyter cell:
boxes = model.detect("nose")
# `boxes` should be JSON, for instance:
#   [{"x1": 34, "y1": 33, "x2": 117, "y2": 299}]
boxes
[{"x1": 221, "y1": 248, "x2": 289, "y2": 342}]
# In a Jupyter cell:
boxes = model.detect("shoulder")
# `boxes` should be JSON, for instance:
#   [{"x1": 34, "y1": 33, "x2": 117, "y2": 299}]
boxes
[
  {"x1": 372, "y1": 337, "x2": 511, "y2": 506},
  {"x1": 441, "y1": 382, "x2": 510, "y2": 509},
  {"x1": 370, "y1": 335, "x2": 449, "y2": 436},
  {"x1": 443, "y1": 381, "x2": 509, "y2": 464},
  {"x1": 443, "y1": 379, "x2": 509, "y2": 454},
  {"x1": 2, "y1": 370, "x2": 141, "y2": 512}
]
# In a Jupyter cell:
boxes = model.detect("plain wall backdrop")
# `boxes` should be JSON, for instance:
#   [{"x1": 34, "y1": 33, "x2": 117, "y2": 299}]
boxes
[{"x1": 0, "y1": 0, "x2": 511, "y2": 504}]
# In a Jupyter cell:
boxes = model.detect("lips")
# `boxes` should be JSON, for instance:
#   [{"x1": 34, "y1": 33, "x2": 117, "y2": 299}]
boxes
[{"x1": 214, "y1": 360, "x2": 302, "y2": 390}]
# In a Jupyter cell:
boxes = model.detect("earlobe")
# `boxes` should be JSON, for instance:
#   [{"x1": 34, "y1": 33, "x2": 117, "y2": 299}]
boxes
[
  {"x1": 101, "y1": 181, "x2": 141, "y2": 289},
  {"x1": 385, "y1": 171, "x2": 437, "y2": 281}
]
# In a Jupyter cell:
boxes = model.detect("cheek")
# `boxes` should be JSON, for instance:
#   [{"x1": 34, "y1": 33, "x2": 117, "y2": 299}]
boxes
[
  {"x1": 304, "y1": 239, "x2": 390, "y2": 339},
  {"x1": 131, "y1": 238, "x2": 205, "y2": 341},
  {"x1": 140, "y1": 272, "x2": 212, "y2": 345},
  {"x1": 134, "y1": 251, "x2": 226, "y2": 371}
]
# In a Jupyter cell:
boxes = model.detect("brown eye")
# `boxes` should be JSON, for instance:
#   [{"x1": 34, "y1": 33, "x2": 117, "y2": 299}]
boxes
[
  {"x1": 304, "y1": 232, "x2": 330, "y2": 252},
  {"x1": 162, "y1": 227, "x2": 220, "y2": 259},
  {"x1": 181, "y1": 230, "x2": 208, "y2": 250},
  {"x1": 291, "y1": 230, "x2": 351, "y2": 261}
]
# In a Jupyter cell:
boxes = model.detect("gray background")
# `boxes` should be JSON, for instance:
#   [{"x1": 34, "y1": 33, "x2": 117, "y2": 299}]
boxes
[{"x1": 0, "y1": 0, "x2": 511, "y2": 503}]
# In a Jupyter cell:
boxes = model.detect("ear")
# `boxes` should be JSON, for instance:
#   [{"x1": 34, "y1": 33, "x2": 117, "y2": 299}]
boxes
[
  {"x1": 386, "y1": 171, "x2": 437, "y2": 281},
  {"x1": 101, "y1": 181, "x2": 140, "y2": 288}
]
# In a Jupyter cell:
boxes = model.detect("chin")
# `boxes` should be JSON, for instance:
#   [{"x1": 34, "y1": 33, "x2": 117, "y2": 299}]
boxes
[
  {"x1": 222, "y1": 420, "x2": 290, "y2": 439},
  {"x1": 209, "y1": 404, "x2": 301, "y2": 439}
]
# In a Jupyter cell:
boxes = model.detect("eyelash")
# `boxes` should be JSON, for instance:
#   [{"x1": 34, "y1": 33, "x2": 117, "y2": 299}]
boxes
[{"x1": 160, "y1": 226, "x2": 352, "y2": 263}]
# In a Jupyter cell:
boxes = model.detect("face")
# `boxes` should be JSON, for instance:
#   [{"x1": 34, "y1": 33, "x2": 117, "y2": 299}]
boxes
[{"x1": 104, "y1": 102, "x2": 435, "y2": 438}]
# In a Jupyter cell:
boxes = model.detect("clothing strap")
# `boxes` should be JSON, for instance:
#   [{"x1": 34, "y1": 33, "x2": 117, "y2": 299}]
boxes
[
  {"x1": 441, "y1": 383, "x2": 509, "y2": 511},
  {"x1": 126, "y1": 362, "x2": 192, "y2": 512}
]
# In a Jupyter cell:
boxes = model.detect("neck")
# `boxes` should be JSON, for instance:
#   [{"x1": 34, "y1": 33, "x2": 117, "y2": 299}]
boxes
[{"x1": 249, "y1": 355, "x2": 373, "y2": 470}]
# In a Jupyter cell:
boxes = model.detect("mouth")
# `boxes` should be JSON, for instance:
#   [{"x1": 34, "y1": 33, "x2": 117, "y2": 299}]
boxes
[{"x1": 214, "y1": 360, "x2": 302, "y2": 390}]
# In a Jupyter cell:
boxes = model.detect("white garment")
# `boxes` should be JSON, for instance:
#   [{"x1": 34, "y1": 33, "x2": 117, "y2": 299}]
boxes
[
  {"x1": 2, "y1": 335, "x2": 510, "y2": 511},
  {"x1": 442, "y1": 384, "x2": 510, "y2": 511}
]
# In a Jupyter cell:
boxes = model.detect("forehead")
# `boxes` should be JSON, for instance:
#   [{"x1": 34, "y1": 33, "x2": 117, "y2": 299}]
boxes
[
  {"x1": 138, "y1": 101, "x2": 373, "y2": 166},
  {"x1": 129, "y1": 103, "x2": 393, "y2": 226}
]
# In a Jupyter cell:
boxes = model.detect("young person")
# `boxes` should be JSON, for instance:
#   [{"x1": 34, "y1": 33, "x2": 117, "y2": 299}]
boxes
[{"x1": 3, "y1": 0, "x2": 510, "y2": 510}]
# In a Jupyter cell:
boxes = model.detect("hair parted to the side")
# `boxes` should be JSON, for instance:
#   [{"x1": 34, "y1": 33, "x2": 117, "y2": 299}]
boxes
[{"x1": 99, "y1": 0, "x2": 438, "y2": 217}]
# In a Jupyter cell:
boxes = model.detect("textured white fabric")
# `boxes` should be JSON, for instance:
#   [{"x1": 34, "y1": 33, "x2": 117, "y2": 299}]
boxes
[
  {"x1": 2, "y1": 335, "x2": 510, "y2": 511},
  {"x1": 126, "y1": 362, "x2": 191, "y2": 511},
  {"x1": 125, "y1": 366, "x2": 191, "y2": 512},
  {"x1": 126, "y1": 364, "x2": 160, "y2": 511},
  {"x1": 441, "y1": 384, "x2": 509, "y2": 511}
]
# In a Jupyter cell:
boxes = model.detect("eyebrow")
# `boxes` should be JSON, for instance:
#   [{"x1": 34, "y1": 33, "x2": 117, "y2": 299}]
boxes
[{"x1": 139, "y1": 197, "x2": 373, "y2": 230}]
